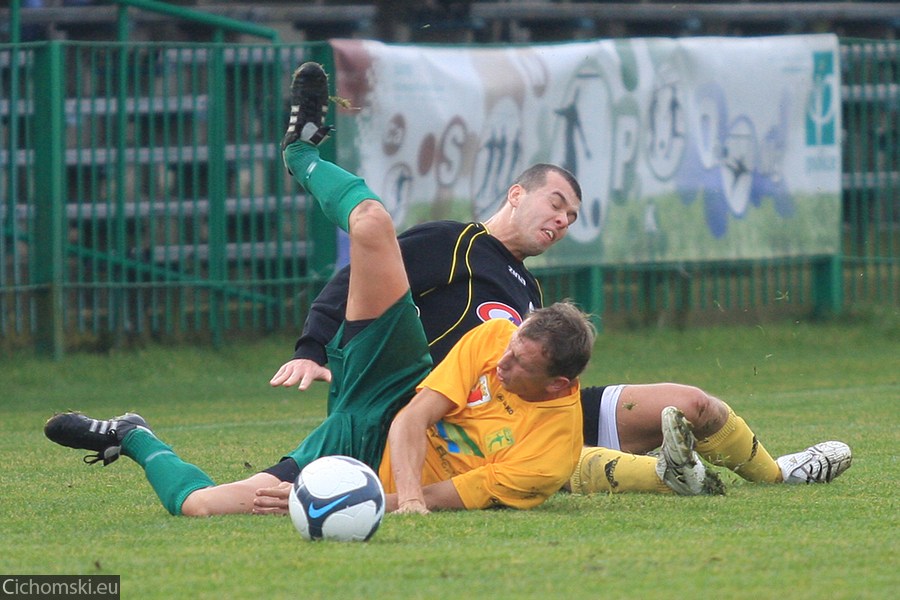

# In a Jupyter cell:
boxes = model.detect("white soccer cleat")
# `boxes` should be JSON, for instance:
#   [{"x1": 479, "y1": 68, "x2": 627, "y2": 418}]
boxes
[
  {"x1": 656, "y1": 406, "x2": 726, "y2": 496},
  {"x1": 775, "y1": 441, "x2": 852, "y2": 484}
]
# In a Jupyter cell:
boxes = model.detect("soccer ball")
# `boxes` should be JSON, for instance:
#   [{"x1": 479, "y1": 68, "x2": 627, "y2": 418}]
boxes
[{"x1": 288, "y1": 455, "x2": 386, "y2": 542}]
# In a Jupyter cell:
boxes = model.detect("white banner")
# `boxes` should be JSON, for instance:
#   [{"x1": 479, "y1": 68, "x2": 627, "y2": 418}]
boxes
[{"x1": 330, "y1": 35, "x2": 841, "y2": 266}]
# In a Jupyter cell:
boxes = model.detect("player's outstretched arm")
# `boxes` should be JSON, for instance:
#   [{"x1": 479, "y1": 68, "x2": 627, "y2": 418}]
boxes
[
  {"x1": 269, "y1": 358, "x2": 332, "y2": 391},
  {"x1": 387, "y1": 388, "x2": 455, "y2": 514}
]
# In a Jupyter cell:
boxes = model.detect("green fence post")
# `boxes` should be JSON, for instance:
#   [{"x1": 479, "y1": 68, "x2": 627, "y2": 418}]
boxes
[
  {"x1": 575, "y1": 266, "x2": 604, "y2": 330},
  {"x1": 813, "y1": 255, "x2": 843, "y2": 318},
  {"x1": 6, "y1": 1, "x2": 22, "y2": 287},
  {"x1": 111, "y1": 40, "x2": 130, "y2": 342},
  {"x1": 10, "y1": 0, "x2": 21, "y2": 44},
  {"x1": 117, "y1": 2, "x2": 130, "y2": 40},
  {"x1": 207, "y1": 40, "x2": 228, "y2": 347},
  {"x1": 33, "y1": 41, "x2": 66, "y2": 359}
]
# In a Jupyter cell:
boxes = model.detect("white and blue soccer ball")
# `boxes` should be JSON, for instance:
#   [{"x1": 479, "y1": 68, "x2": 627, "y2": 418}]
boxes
[{"x1": 288, "y1": 455, "x2": 386, "y2": 542}]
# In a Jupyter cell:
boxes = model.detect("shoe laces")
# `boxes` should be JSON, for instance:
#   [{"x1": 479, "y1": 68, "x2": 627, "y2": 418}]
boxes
[{"x1": 82, "y1": 425, "x2": 121, "y2": 465}]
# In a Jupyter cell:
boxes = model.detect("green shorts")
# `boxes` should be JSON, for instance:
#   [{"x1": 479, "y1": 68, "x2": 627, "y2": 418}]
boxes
[{"x1": 284, "y1": 291, "x2": 432, "y2": 472}]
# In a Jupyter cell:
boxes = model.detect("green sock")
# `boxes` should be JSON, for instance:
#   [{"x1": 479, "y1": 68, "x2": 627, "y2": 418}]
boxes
[
  {"x1": 122, "y1": 429, "x2": 215, "y2": 516},
  {"x1": 283, "y1": 141, "x2": 381, "y2": 232},
  {"x1": 282, "y1": 140, "x2": 319, "y2": 180}
]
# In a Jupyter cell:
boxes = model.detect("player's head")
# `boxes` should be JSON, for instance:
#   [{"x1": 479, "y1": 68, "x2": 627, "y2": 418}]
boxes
[
  {"x1": 494, "y1": 164, "x2": 582, "y2": 260},
  {"x1": 513, "y1": 164, "x2": 582, "y2": 206},
  {"x1": 519, "y1": 301, "x2": 595, "y2": 379},
  {"x1": 495, "y1": 301, "x2": 596, "y2": 401}
]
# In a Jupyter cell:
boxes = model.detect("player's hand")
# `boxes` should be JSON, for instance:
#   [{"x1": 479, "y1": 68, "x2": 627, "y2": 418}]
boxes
[
  {"x1": 252, "y1": 481, "x2": 292, "y2": 515},
  {"x1": 394, "y1": 498, "x2": 430, "y2": 515},
  {"x1": 269, "y1": 358, "x2": 332, "y2": 391}
]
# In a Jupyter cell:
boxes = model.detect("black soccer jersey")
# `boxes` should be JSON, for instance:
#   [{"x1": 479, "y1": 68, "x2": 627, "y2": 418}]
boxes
[{"x1": 292, "y1": 220, "x2": 544, "y2": 366}]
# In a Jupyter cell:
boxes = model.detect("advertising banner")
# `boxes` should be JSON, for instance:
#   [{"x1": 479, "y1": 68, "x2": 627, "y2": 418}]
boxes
[{"x1": 330, "y1": 35, "x2": 841, "y2": 266}]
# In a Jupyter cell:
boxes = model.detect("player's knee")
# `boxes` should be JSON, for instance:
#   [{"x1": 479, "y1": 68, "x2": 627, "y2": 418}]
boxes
[
  {"x1": 179, "y1": 493, "x2": 210, "y2": 517},
  {"x1": 676, "y1": 385, "x2": 729, "y2": 437},
  {"x1": 348, "y1": 200, "x2": 392, "y2": 237},
  {"x1": 178, "y1": 488, "x2": 230, "y2": 517}
]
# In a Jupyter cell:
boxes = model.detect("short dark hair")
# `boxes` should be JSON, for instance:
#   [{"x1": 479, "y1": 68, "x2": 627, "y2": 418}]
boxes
[
  {"x1": 513, "y1": 164, "x2": 582, "y2": 204},
  {"x1": 518, "y1": 301, "x2": 595, "y2": 380}
]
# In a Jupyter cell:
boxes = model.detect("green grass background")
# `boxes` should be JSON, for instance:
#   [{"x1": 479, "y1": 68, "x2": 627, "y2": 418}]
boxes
[{"x1": 1, "y1": 319, "x2": 898, "y2": 599}]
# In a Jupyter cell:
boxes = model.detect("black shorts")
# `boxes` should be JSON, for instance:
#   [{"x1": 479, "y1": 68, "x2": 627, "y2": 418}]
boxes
[
  {"x1": 580, "y1": 385, "x2": 607, "y2": 446},
  {"x1": 263, "y1": 457, "x2": 302, "y2": 483}
]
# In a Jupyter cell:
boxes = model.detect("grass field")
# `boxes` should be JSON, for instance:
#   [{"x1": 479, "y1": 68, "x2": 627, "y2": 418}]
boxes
[{"x1": 2, "y1": 320, "x2": 898, "y2": 599}]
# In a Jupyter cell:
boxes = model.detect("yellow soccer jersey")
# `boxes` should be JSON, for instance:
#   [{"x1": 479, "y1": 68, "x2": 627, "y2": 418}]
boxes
[{"x1": 379, "y1": 318, "x2": 583, "y2": 509}]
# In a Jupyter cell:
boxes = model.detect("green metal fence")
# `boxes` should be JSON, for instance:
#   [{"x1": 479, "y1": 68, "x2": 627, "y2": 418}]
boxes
[
  {"x1": 1, "y1": 37, "x2": 898, "y2": 355},
  {"x1": 841, "y1": 39, "x2": 900, "y2": 311},
  {"x1": 1, "y1": 40, "x2": 337, "y2": 355}
]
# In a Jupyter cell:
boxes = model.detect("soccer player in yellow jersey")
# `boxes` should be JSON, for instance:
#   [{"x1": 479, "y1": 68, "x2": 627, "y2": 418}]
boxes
[{"x1": 382, "y1": 305, "x2": 591, "y2": 512}]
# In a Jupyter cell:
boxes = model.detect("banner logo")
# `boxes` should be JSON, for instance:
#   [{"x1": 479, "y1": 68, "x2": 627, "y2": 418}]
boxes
[{"x1": 806, "y1": 51, "x2": 837, "y2": 146}]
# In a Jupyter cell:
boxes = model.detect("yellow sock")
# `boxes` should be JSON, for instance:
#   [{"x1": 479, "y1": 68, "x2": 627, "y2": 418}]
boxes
[
  {"x1": 570, "y1": 447, "x2": 672, "y2": 495},
  {"x1": 695, "y1": 407, "x2": 781, "y2": 482}
]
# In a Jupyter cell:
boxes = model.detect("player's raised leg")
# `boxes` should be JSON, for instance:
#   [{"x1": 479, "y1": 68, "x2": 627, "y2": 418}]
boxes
[
  {"x1": 281, "y1": 62, "x2": 408, "y2": 318},
  {"x1": 272, "y1": 62, "x2": 430, "y2": 489}
]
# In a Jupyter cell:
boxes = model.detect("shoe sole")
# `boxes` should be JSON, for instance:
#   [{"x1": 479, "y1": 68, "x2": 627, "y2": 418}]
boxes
[
  {"x1": 659, "y1": 407, "x2": 726, "y2": 496},
  {"x1": 661, "y1": 406, "x2": 696, "y2": 466},
  {"x1": 815, "y1": 441, "x2": 853, "y2": 482},
  {"x1": 780, "y1": 441, "x2": 853, "y2": 483},
  {"x1": 283, "y1": 62, "x2": 331, "y2": 148}
]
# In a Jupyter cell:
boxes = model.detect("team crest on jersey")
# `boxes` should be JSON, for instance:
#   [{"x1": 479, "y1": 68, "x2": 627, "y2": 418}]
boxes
[
  {"x1": 485, "y1": 428, "x2": 514, "y2": 454},
  {"x1": 434, "y1": 421, "x2": 485, "y2": 457},
  {"x1": 476, "y1": 302, "x2": 523, "y2": 325},
  {"x1": 467, "y1": 375, "x2": 492, "y2": 407}
]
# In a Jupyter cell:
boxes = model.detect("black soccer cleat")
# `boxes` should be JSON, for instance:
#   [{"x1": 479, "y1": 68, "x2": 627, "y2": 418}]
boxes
[
  {"x1": 44, "y1": 411, "x2": 150, "y2": 466},
  {"x1": 281, "y1": 61, "x2": 333, "y2": 152}
]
